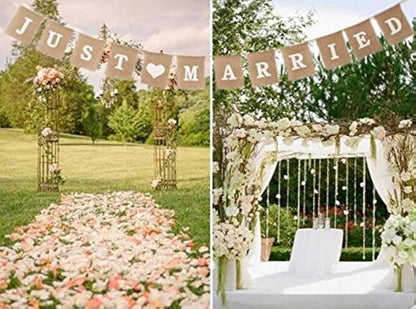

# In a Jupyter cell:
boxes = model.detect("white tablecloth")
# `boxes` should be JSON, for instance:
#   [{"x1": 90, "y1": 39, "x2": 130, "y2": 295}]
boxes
[{"x1": 289, "y1": 228, "x2": 343, "y2": 277}]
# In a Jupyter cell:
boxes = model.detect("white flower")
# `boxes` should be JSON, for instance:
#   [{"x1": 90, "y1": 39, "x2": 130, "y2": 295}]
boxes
[
  {"x1": 225, "y1": 205, "x2": 239, "y2": 217},
  {"x1": 283, "y1": 175, "x2": 289, "y2": 180},
  {"x1": 370, "y1": 126, "x2": 386, "y2": 140},
  {"x1": 243, "y1": 114, "x2": 255, "y2": 126},
  {"x1": 398, "y1": 119, "x2": 412, "y2": 129},
  {"x1": 276, "y1": 194, "x2": 281, "y2": 199},
  {"x1": 348, "y1": 121, "x2": 358, "y2": 136},
  {"x1": 392, "y1": 235, "x2": 402, "y2": 245},
  {"x1": 310, "y1": 169, "x2": 315, "y2": 175},
  {"x1": 404, "y1": 186, "x2": 413, "y2": 194},
  {"x1": 275, "y1": 118, "x2": 290, "y2": 131},
  {"x1": 212, "y1": 188, "x2": 223, "y2": 205},
  {"x1": 234, "y1": 128, "x2": 247, "y2": 138},
  {"x1": 311, "y1": 124, "x2": 323, "y2": 132},
  {"x1": 228, "y1": 114, "x2": 242, "y2": 127},
  {"x1": 359, "y1": 117, "x2": 376, "y2": 125},
  {"x1": 167, "y1": 118, "x2": 177, "y2": 126},
  {"x1": 41, "y1": 127, "x2": 53, "y2": 138},
  {"x1": 212, "y1": 161, "x2": 219, "y2": 174},
  {"x1": 324, "y1": 124, "x2": 340, "y2": 135},
  {"x1": 294, "y1": 125, "x2": 311, "y2": 137},
  {"x1": 301, "y1": 180, "x2": 306, "y2": 186},
  {"x1": 290, "y1": 119, "x2": 303, "y2": 127},
  {"x1": 402, "y1": 198, "x2": 414, "y2": 212},
  {"x1": 400, "y1": 171, "x2": 411, "y2": 182}
]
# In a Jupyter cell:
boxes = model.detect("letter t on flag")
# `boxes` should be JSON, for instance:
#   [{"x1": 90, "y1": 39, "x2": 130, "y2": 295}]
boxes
[
  {"x1": 105, "y1": 45, "x2": 139, "y2": 80},
  {"x1": 5, "y1": 6, "x2": 44, "y2": 45},
  {"x1": 176, "y1": 56, "x2": 206, "y2": 89},
  {"x1": 214, "y1": 55, "x2": 244, "y2": 89},
  {"x1": 375, "y1": 4, "x2": 414, "y2": 45}
]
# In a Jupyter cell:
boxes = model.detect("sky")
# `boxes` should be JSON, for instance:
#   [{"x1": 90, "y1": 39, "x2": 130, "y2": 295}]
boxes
[
  {"x1": 0, "y1": 0, "x2": 210, "y2": 91},
  {"x1": 0, "y1": 0, "x2": 415, "y2": 91}
]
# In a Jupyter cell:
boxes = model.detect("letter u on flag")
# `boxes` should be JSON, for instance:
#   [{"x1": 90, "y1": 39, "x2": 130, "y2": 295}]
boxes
[
  {"x1": 375, "y1": 4, "x2": 414, "y2": 45},
  {"x1": 37, "y1": 21, "x2": 74, "y2": 60},
  {"x1": 5, "y1": 5, "x2": 44, "y2": 45},
  {"x1": 176, "y1": 56, "x2": 206, "y2": 90}
]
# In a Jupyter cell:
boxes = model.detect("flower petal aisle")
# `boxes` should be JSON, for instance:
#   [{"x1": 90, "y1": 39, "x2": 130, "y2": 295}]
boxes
[{"x1": 0, "y1": 192, "x2": 209, "y2": 308}]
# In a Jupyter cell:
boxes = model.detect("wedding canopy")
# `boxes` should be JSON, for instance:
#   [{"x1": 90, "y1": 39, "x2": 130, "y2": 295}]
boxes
[{"x1": 247, "y1": 135, "x2": 398, "y2": 266}]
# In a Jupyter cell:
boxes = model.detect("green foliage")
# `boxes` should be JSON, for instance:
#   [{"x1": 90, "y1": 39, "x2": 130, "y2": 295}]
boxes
[
  {"x1": 260, "y1": 205, "x2": 297, "y2": 246},
  {"x1": 82, "y1": 102, "x2": 103, "y2": 144},
  {"x1": 270, "y1": 246, "x2": 380, "y2": 261},
  {"x1": 108, "y1": 99, "x2": 141, "y2": 143},
  {"x1": 213, "y1": 0, "x2": 314, "y2": 120},
  {"x1": 0, "y1": 129, "x2": 209, "y2": 246},
  {"x1": 299, "y1": 38, "x2": 416, "y2": 123}
]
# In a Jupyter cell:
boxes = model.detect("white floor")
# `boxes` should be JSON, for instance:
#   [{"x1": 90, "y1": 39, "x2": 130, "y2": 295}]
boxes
[{"x1": 213, "y1": 262, "x2": 415, "y2": 309}]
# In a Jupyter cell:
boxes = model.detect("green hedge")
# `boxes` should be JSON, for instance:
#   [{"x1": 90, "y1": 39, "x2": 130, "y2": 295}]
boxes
[{"x1": 270, "y1": 246, "x2": 380, "y2": 262}]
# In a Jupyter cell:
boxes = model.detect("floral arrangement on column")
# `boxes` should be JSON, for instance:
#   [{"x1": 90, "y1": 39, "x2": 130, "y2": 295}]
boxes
[
  {"x1": 381, "y1": 120, "x2": 415, "y2": 291},
  {"x1": 33, "y1": 65, "x2": 65, "y2": 192},
  {"x1": 212, "y1": 113, "x2": 276, "y2": 303},
  {"x1": 150, "y1": 73, "x2": 180, "y2": 190}
]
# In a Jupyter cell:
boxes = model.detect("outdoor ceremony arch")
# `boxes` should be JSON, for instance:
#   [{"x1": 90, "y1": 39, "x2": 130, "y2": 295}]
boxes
[{"x1": 246, "y1": 134, "x2": 398, "y2": 267}]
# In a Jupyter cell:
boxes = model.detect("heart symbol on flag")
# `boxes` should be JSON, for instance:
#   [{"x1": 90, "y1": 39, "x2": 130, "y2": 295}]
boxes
[{"x1": 146, "y1": 63, "x2": 166, "y2": 79}]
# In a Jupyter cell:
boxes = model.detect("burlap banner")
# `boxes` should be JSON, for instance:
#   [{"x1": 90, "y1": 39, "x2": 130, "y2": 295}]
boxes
[
  {"x1": 214, "y1": 2, "x2": 413, "y2": 87},
  {"x1": 4, "y1": 5, "x2": 206, "y2": 88}
]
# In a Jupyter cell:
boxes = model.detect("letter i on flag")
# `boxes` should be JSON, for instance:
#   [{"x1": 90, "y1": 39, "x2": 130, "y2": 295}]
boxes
[{"x1": 176, "y1": 56, "x2": 206, "y2": 89}]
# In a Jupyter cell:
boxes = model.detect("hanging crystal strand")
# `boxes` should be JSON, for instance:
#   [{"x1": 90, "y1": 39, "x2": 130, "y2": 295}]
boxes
[
  {"x1": 354, "y1": 158, "x2": 357, "y2": 225},
  {"x1": 312, "y1": 159, "x2": 317, "y2": 218},
  {"x1": 362, "y1": 158, "x2": 366, "y2": 260},
  {"x1": 326, "y1": 158, "x2": 330, "y2": 219},
  {"x1": 345, "y1": 158, "x2": 349, "y2": 248},
  {"x1": 286, "y1": 159, "x2": 290, "y2": 212},
  {"x1": 372, "y1": 187, "x2": 376, "y2": 261},
  {"x1": 297, "y1": 159, "x2": 301, "y2": 228},
  {"x1": 303, "y1": 160, "x2": 307, "y2": 224},
  {"x1": 277, "y1": 162, "x2": 281, "y2": 243},
  {"x1": 318, "y1": 159, "x2": 322, "y2": 216},
  {"x1": 334, "y1": 158, "x2": 339, "y2": 228}
]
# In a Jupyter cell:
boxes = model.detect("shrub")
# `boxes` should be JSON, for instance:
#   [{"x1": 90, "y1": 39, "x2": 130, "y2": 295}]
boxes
[{"x1": 260, "y1": 204, "x2": 297, "y2": 246}]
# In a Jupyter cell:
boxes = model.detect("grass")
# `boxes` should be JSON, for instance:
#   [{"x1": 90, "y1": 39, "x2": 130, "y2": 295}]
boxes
[{"x1": 0, "y1": 129, "x2": 209, "y2": 246}]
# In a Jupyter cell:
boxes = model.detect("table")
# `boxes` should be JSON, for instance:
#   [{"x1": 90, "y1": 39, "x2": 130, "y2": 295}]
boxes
[{"x1": 288, "y1": 228, "x2": 343, "y2": 277}]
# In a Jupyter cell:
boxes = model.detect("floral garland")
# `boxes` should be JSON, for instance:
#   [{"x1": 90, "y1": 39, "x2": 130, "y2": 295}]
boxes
[
  {"x1": 33, "y1": 66, "x2": 64, "y2": 102},
  {"x1": 213, "y1": 112, "x2": 414, "y2": 301}
]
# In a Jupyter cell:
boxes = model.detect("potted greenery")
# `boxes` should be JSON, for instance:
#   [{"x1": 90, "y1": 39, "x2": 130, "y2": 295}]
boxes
[
  {"x1": 260, "y1": 205, "x2": 278, "y2": 261},
  {"x1": 260, "y1": 204, "x2": 298, "y2": 261}
]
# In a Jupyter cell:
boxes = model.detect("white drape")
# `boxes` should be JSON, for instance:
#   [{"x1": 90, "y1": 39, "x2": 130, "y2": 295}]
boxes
[{"x1": 247, "y1": 135, "x2": 397, "y2": 268}]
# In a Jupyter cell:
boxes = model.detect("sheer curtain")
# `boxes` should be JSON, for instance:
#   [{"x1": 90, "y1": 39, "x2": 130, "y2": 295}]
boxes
[{"x1": 246, "y1": 135, "x2": 396, "y2": 269}]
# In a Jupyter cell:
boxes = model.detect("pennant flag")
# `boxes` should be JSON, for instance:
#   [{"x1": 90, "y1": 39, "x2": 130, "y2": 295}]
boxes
[
  {"x1": 281, "y1": 42, "x2": 315, "y2": 81},
  {"x1": 37, "y1": 21, "x2": 73, "y2": 60},
  {"x1": 316, "y1": 31, "x2": 351, "y2": 70},
  {"x1": 105, "y1": 45, "x2": 138, "y2": 80},
  {"x1": 141, "y1": 51, "x2": 173, "y2": 88},
  {"x1": 176, "y1": 56, "x2": 206, "y2": 90},
  {"x1": 247, "y1": 50, "x2": 279, "y2": 87},
  {"x1": 214, "y1": 55, "x2": 244, "y2": 89},
  {"x1": 5, "y1": 6, "x2": 44, "y2": 45},
  {"x1": 375, "y1": 4, "x2": 414, "y2": 45},
  {"x1": 70, "y1": 33, "x2": 106, "y2": 71},
  {"x1": 344, "y1": 20, "x2": 383, "y2": 60}
]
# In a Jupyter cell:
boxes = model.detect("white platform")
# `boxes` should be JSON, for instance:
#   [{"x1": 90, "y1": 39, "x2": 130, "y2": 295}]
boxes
[{"x1": 213, "y1": 262, "x2": 415, "y2": 309}]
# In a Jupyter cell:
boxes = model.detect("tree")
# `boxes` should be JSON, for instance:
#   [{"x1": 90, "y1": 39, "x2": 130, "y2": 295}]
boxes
[
  {"x1": 108, "y1": 99, "x2": 141, "y2": 143},
  {"x1": 213, "y1": 0, "x2": 314, "y2": 120},
  {"x1": 82, "y1": 102, "x2": 102, "y2": 144}
]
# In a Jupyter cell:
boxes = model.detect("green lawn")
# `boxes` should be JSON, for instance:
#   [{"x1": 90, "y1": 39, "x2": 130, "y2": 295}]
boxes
[{"x1": 0, "y1": 129, "x2": 210, "y2": 246}]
